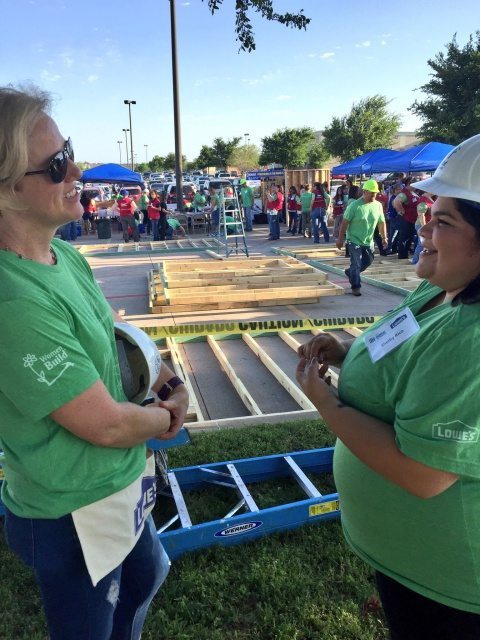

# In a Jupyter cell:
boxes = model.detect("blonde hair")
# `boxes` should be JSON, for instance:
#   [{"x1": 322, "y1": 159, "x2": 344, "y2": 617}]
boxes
[{"x1": 0, "y1": 84, "x2": 51, "y2": 211}]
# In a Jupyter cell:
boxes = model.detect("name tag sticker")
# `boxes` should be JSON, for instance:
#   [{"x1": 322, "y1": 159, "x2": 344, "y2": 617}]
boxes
[{"x1": 365, "y1": 307, "x2": 420, "y2": 362}]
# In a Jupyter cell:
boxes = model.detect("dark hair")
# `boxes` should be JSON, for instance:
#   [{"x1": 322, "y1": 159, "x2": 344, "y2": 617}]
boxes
[
  {"x1": 452, "y1": 198, "x2": 480, "y2": 306},
  {"x1": 348, "y1": 185, "x2": 360, "y2": 200},
  {"x1": 289, "y1": 185, "x2": 298, "y2": 194},
  {"x1": 80, "y1": 191, "x2": 90, "y2": 208}
]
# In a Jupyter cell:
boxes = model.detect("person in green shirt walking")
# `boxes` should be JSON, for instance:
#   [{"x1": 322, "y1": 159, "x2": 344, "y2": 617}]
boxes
[
  {"x1": 336, "y1": 179, "x2": 386, "y2": 296},
  {"x1": 239, "y1": 178, "x2": 254, "y2": 231},
  {"x1": 300, "y1": 184, "x2": 314, "y2": 238},
  {"x1": 296, "y1": 133, "x2": 480, "y2": 640}
]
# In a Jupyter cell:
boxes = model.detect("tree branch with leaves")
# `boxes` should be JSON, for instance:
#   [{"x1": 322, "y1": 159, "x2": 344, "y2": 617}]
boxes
[
  {"x1": 409, "y1": 32, "x2": 480, "y2": 144},
  {"x1": 203, "y1": 0, "x2": 310, "y2": 52}
]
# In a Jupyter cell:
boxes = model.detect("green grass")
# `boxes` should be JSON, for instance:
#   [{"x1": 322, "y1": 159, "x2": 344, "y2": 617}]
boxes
[{"x1": 0, "y1": 420, "x2": 388, "y2": 640}]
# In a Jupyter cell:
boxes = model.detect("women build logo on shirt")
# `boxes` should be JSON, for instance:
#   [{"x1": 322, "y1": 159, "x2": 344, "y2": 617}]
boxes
[
  {"x1": 432, "y1": 421, "x2": 479, "y2": 443},
  {"x1": 23, "y1": 347, "x2": 74, "y2": 386}
]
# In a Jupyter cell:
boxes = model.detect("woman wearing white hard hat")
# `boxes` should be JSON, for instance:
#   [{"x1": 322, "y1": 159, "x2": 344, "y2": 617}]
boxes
[
  {"x1": 296, "y1": 133, "x2": 480, "y2": 638},
  {"x1": 0, "y1": 85, "x2": 188, "y2": 640}
]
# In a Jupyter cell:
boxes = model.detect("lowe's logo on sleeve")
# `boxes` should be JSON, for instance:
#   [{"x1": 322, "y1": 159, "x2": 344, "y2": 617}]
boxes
[
  {"x1": 214, "y1": 521, "x2": 263, "y2": 538},
  {"x1": 432, "y1": 421, "x2": 479, "y2": 443}
]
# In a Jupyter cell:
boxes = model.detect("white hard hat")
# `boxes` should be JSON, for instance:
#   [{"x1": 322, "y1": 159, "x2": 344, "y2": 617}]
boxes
[
  {"x1": 114, "y1": 322, "x2": 162, "y2": 404},
  {"x1": 413, "y1": 134, "x2": 480, "y2": 204}
]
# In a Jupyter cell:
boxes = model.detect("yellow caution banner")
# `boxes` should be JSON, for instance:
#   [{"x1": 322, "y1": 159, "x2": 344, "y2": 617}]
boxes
[{"x1": 140, "y1": 316, "x2": 379, "y2": 340}]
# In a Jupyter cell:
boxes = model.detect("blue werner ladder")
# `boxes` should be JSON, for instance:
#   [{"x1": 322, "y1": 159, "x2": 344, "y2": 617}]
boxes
[
  {"x1": 154, "y1": 441, "x2": 339, "y2": 560},
  {"x1": 0, "y1": 433, "x2": 340, "y2": 558}
]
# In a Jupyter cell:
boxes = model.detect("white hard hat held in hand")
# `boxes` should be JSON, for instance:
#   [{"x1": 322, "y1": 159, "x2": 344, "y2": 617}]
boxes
[{"x1": 114, "y1": 322, "x2": 162, "y2": 404}]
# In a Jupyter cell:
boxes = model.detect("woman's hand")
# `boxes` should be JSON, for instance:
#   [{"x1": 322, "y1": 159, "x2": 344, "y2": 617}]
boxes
[
  {"x1": 296, "y1": 357, "x2": 335, "y2": 407},
  {"x1": 297, "y1": 332, "x2": 349, "y2": 367},
  {"x1": 145, "y1": 403, "x2": 172, "y2": 438},
  {"x1": 156, "y1": 386, "x2": 189, "y2": 440}
]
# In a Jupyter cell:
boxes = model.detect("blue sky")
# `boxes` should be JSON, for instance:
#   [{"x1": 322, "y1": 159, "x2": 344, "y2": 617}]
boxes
[{"x1": 1, "y1": 0, "x2": 476, "y2": 164}]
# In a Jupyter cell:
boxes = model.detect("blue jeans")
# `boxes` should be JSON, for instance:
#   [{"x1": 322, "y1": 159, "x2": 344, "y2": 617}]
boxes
[
  {"x1": 387, "y1": 217, "x2": 401, "y2": 254},
  {"x1": 268, "y1": 212, "x2": 280, "y2": 239},
  {"x1": 345, "y1": 241, "x2": 374, "y2": 289},
  {"x1": 5, "y1": 509, "x2": 170, "y2": 640},
  {"x1": 60, "y1": 221, "x2": 77, "y2": 241},
  {"x1": 151, "y1": 217, "x2": 167, "y2": 241},
  {"x1": 211, "y1": 208, "x2": 220, "y2": 234},
  {"x1": 151, "y1": 218, "x2": 160, "y2": 241},
  {"x1": 411, "y1": 225, "x2": 423, "y2": 264},
  {"x1": 311, "y1": 208, "x2": 329, "y2": 243},
  {"x1": 397, "y1": 217, "x2": 417, "y2": 259},
  {"x1": 287, "y1": 211, "x2": 299, "y2": 234},
  {"x1": 243, "y1": 206, "x2": 253, "y2": 231}
]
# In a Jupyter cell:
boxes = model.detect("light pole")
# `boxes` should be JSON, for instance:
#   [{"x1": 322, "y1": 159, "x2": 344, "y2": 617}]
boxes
[
  {"x1": 144, "y1": 144, "x2": 149, "y2": 163},
  {"x1": 117, "y1": 140, "x2": 123, "y2": 164},
  {"x1": 169, "y1": 0, "x2": 184, "y2": 211},
  {"x1": 244, "y1": 132, "x2": 249, "y2": 147},
  {"x1": 124, "y1": 99, "x2": 136, "y2": 171},
  {"x1": 122, "y1": 128, "x2": 130, "y2": 166}
]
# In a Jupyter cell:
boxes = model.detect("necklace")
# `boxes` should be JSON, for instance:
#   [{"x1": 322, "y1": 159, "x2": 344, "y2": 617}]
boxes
[{"x1": 0, "y1": 245, "x2": 57, "y2": 265}]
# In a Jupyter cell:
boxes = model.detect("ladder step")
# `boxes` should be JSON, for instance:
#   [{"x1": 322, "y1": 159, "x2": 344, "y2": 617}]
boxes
[
  {"x1": 284, "y1": 456, "x2": 322, "y2": 498},
  {"x1": 167, "y1": 472, "x2": 193, "y2": 528},
  {"x1": 226, "y1": 463, "x2": 259, "y2": 512}
]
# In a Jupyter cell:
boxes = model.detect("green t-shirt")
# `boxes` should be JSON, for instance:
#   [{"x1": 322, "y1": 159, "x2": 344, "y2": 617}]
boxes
[
  {"x1": 168, "y1": 217, "x2": 181, "y2": 229},
  {"x1": 193, "y1": 193, "x2": 206, "y2": 208},
  {"x1": 335, "y1": 280, "x2": 480, "y2": 612},
  {"x1": 343, "y1": 197, "x2": 385, "y2": 246},
  {"x1": 139, "y1": 193, "x2": 149, "y2": 209},
  {"x1": 300, "y1": 191, "x2": 314, "y2": 212},
  {"x1": 240, "y1": 186, "x2": 253, "y2": 207},
  {"x1": 0, "y1": 239, "x2": 145, "y2": 518}
]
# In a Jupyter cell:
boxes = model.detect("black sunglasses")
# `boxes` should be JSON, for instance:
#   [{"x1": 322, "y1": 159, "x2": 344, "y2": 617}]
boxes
[{"x1": 24, "y1": 138, "x2": 74, "y2": 183}]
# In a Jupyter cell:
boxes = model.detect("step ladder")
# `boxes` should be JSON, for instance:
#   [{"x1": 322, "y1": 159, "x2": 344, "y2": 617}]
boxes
[
  {"x1": 216, "y1": 188, "x2": 249, "y2": 258},
  {"x1": 156, "y1": 446, "x2": 339, "y2": 560}
]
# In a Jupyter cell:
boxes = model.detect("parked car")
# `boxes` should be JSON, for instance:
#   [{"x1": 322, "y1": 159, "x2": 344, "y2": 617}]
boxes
[
  {"x1": 162, "y1": 181, "x2": 196, "y2": 210},
  {"x1": 207, "y1": 178, "x2": 233, "y2": 193},
  {"x1": 149, "y1": 182, "x2": 164, "y2": 193},
  {"x1": 120, "y1": 185, "x2": 142, "y2": 202}
]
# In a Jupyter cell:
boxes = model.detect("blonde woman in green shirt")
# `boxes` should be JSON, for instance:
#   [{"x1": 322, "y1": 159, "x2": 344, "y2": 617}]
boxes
[{"x1": 0, "y1": 85, "x2": 188, "y2": 640}]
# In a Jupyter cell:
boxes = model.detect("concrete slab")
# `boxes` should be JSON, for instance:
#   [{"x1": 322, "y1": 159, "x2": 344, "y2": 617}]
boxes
[{"x1": 71, "y1": 222, "x2": 407, "y2": 322}]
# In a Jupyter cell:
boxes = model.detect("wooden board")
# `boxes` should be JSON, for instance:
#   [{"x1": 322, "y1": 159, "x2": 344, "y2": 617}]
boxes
[
  {"x1": 153, "y1": 327, "x2": 363, "y2": 431},
  {"x1": 149, "y1": 255, "x2": 344, "y2": 313},
  {"x1": 276, "y1": 249, "x2": 423, "y2": 292},
  {"x1": 76, "y1": 238, "x2": 222, "y2": 256}
]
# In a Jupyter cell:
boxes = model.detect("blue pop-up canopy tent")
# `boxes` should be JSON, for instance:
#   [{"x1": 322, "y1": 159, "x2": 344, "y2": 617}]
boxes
[
  {"x1": 369, "y1": 142, "x2": 455, "y2": 173},
  {"x1": 81, "y1": 163, "x2": 143, "y2": 184},
  {"x1": 332, "y1": 148, "x2": 401, "y2": 175}
]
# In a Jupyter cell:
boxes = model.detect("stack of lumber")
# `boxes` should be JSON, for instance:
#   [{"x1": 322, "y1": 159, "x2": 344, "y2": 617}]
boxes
[{"x1": 148, "y1": 256, "x2": 344, "y2": 313}]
